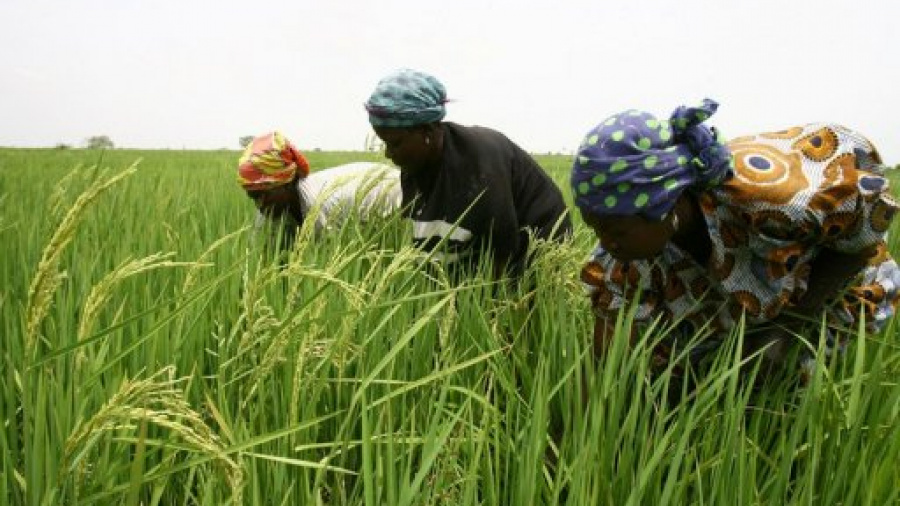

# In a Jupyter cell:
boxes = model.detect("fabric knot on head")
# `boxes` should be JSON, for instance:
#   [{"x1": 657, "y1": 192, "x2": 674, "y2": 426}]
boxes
[{"x1": 670, "y1": 99, "x2": 733, "y2": 188}]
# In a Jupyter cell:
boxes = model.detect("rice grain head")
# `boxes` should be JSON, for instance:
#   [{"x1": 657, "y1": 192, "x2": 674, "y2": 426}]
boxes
[{"x1": 25, "y1": 164, "x2": 139, "y2": 354}]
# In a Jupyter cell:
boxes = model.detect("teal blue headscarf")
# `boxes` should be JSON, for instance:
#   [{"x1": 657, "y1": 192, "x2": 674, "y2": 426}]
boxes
[{"x1": 365, "y1": 69, "x2": 448, "y2": 127}]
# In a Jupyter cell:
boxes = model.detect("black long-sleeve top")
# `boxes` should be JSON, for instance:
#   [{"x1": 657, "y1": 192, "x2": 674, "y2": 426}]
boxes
[{"x1": 401, "y1": 122, "x2": 571, "y2": 276}]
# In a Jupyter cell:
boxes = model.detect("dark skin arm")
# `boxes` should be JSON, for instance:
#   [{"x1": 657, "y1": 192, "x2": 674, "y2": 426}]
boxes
[
  {"x1": 747, "y1": 245, "x2": 878, "y2": 368},
  {"x1": 780, "y1": 245, "x2": 877, "y2": 327},
  {"x1": 799, "y1": 246, "x2": 876, "y2": 311}
]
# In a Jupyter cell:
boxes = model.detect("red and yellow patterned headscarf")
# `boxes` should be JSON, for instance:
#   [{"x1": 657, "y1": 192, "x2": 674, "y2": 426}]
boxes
[{"x1": 237, "y1": 132, "x2": 310, "y2": 190}]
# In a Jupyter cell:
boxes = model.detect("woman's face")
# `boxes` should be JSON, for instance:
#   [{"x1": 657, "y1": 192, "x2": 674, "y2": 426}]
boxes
[
  {"x1": 246, "y1": 183, "x2": 302, "y2": 222},
  {"x1": 373, "y1": 126, "x2": 433, "y2": 173},
  {"x1": 581, "y1": 210, "x2": 674, "y2": 262}
]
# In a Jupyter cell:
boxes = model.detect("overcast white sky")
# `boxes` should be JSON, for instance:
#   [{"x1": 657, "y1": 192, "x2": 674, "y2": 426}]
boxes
[{"x1": 1, "y1": 0, "x2": 898, "y2": 162}]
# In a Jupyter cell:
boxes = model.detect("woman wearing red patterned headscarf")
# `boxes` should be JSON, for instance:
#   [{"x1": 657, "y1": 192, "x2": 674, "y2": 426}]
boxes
[{"x1": 237, "y1": 131, "x2": 402, "y2": 250}]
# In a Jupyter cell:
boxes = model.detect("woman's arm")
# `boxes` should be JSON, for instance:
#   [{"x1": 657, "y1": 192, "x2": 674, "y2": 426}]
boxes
[
  {"x1": 796, "y1": 245, "x2": 878, "y2": 314},
  {"x1": 774, "y1": 245, "x2": 878, "y2": 335}
]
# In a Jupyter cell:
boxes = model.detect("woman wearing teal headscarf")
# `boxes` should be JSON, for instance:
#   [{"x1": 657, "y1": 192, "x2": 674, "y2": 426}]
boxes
[{"x1": 365, "y1": 68, "x2": 572, "y2": 278}]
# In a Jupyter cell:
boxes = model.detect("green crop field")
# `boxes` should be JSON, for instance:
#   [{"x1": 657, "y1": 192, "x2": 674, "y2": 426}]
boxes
[{"x1": 2, "y1": 148, "x2": 899, "y2": 505}]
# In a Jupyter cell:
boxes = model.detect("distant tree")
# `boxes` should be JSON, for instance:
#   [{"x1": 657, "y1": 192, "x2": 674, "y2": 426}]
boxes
[
  {"x1": 85, "y1": 135, "x2": 114, "y2": 150},
  {"x1": 239, "y1": 136, "x2": 254, "y2": 149},
  {"x1": 54, "y1": 143, "x2": 72, "y2": 150}
]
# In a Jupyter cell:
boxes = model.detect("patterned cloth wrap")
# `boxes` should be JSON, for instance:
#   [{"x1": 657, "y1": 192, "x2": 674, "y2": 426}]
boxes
[
  {"x1": 580, "y1": 121, "x2": 900, "y2": 373},
  {"x1": 571, "y1": 98, "x2": 733, "y2": 221},
  {"x1": 237, "y1": 131, "x2": 310, "y2": 190},
  {"x1": 365, "y1": 68, "x2": 448, "y2": 128}
]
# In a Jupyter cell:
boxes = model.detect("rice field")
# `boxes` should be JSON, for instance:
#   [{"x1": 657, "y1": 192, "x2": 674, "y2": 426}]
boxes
[{"x1": 1, "y1": 147, "x2": 899, "y2": 505}]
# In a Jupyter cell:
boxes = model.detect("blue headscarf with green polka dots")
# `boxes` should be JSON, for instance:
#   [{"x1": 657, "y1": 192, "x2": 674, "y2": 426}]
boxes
[
  {"x1": 365, "y1": 69, "x2": 448, "y2": 128},
  {"x1": 571, "y1": 99, "x2": 733, "y2": 220}
]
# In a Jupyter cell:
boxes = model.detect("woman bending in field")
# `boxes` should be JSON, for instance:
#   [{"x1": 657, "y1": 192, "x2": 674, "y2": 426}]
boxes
[
  {"x1": 571, "y1": 99, "x2": 900, "y2": 380},
  {"x1": 237, "y1": 131, "x2": 402, "y2": 250},
  {"x1": 364, "y1": 69, "x2": 572, "y2": 279}
]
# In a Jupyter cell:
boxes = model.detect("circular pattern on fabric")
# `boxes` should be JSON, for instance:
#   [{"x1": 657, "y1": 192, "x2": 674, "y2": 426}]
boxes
[
  {"x1": 870, "y1": 197, "x2": 898, "y2": 233},
  {"x1": 810, "y1": 154, "x2": 860, "y2": 213},
  {"x1": 760, "y1": 126, "x2": 805, "y2": 140},
  {"x1": 580, "y1": 261, "x2": 605, "y2": 287},
  {"x1": 747, "y1": 156, "x2": 771, "y2": 170},
  {"x1": 841, "y1": 289, "x2": 877, "y2": 324},
  {"x1": 792, "y1": 127, "x2": 839, "y2": 162},
  {"x1": 821, "y1": 211, "x2": 859, "y2": 239},
  {"x1": 858, "y1": 175, "x2": 888, "y2": 195},
  {"x1": 862, "y1": 284, "x2": 887, "y2": 302},
  {"x1": 765, "y1": 244, "x2": 804, "y2": 279},
  {"x1": 724, "y1": 141, "x2": 807, "y2": 205},
  {"x1": 732, "y1": 290, "x2": 762, "y2": 319},
  {"x1": 821, "y1": 153, "x2": 859, "y2": 188},
  {"x1": 853, "y1": 145, "x2": 884, "y2": 167}
]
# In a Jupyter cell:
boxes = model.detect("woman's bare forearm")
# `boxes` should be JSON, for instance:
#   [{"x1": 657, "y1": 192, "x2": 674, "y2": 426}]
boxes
[{"x1": 796, "y1": 246, "x2": 877, "y2": 313}]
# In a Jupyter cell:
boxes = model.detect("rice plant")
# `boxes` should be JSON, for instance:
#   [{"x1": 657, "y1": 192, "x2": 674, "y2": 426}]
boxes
[{"x1": 1, "y1": 148, "x2": 898, "y2": 505}]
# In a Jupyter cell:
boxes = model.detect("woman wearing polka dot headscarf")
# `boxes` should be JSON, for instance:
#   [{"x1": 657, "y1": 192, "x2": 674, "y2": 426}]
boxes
[{"x1": 572, "y1": 99, "x2": 900, "y2": 382}]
